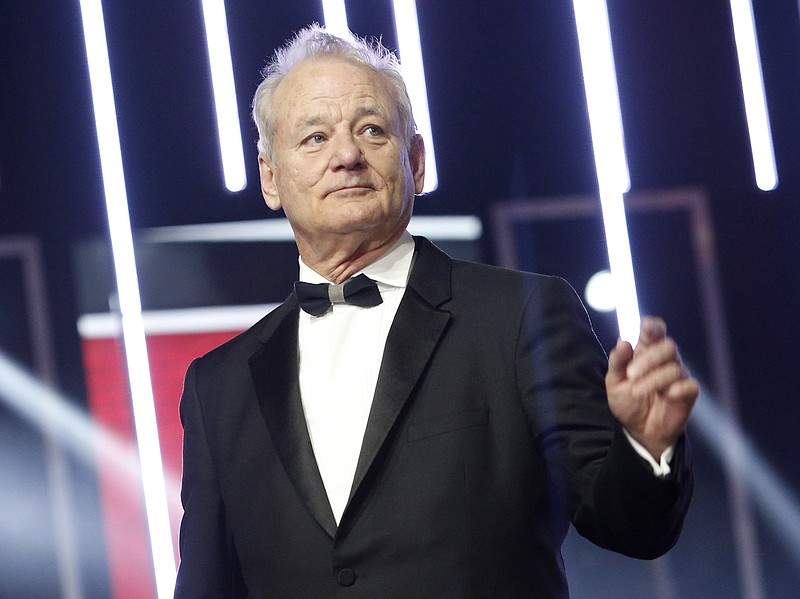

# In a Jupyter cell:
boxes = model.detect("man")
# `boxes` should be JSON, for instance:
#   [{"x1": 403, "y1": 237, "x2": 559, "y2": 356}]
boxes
[{"x1": 174, "y1": 25, "x2": 698, "y2": 598}]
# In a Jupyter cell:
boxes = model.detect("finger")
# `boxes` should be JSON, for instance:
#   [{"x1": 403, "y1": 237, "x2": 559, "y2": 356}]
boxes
[
  {"x1": 627, "y1": 337, "x2": 679, "y2": 380},
  {"x1": 606, "y1": 339, "x2": 634, "y2": 384},
  {"x1": 637, "y1": 316, "x2": 667, "y2": 347},
  {"x1": 666, "y1": 377, "x2": 700, "y2": 403},
  {"x1": 631, "y1": 361, "x2": 685, "y2": 397}
]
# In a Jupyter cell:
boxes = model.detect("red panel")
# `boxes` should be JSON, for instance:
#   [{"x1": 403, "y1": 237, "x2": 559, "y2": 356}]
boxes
[{"x1": 82, "y1": 330, "x2": 240, "y2": 599}]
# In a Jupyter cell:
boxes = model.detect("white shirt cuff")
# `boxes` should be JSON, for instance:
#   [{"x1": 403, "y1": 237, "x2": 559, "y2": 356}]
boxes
[{"x1": 622, "y1": 428, "x2": 674, "y2": 478}]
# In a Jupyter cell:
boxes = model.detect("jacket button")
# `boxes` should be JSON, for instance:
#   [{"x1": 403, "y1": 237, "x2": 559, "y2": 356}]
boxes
[{"x1": 337, "y1": 568, "x2": 356, "y2": 587}]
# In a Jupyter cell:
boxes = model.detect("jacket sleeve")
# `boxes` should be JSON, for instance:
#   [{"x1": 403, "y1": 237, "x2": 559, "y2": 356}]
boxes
[
  {"x1": 515, "y1": 276, "x2": 693, "y2": 559},
  {"x1": 174, "y1": 359, "x2": 247, "y2": 598}
]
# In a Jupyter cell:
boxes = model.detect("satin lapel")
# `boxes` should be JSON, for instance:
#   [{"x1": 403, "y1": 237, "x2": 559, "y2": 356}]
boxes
[
  {"x1": 248, "y1": 305, "x2": 337, "y2": 538},
  {"x1": 348, "y1": 238, "x2": 452, "y2": 502}
]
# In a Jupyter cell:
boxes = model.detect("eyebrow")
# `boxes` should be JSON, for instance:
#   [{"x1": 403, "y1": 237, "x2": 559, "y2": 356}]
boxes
[
  {"x1": 354, "y1": 106, "x2": 386, "y2": 119},
  {"x1": 296, "y1": 106, "x2": 388, "y2": 130}
]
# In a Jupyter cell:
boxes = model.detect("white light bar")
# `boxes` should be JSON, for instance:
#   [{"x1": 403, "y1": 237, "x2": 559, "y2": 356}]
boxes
[
  {"x1": 78, "y1": 304, "x2": 279, "y2": 338},
  {"x1": 572, "y1": 0, "x2": 630, "y2": 196},
  {"x1": 729, "y1": 0, "x2": 778, "y2": 191},
  {"x1": 321, "y1": 0, "x2": 351, "y2": 38},
  {"x1": 143, "y1": 215, "x2": 482, "y2": 243},
  {"x1": 202, "y1": 0, "x2": 247, "y2": 192},
  {"x1": 572, "y1": 0, "x2": 640, "y2": 342},
  {"x1": 77, "y1": 2, "x2": 176, "y2": 597},
  {"x1": 391, "y1": 0, "x2": 439, "y2": 192},
  {"x1": 599, "y1": 190, "x2": 641, "y2": 343}
]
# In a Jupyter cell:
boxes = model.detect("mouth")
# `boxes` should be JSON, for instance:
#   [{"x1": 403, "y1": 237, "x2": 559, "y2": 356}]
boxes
[{"x1": 327, "y1": 184, "x2": 373, "y2": 197}]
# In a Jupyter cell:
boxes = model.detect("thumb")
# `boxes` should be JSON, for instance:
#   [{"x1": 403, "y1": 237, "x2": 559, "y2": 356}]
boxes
[{"x1": 606, "y1": 338, "x2": 634, "y2": 385}]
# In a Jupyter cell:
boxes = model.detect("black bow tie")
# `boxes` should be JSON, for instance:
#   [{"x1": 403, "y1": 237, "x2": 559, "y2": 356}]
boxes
[{"x1": 294, "y1": 274, "x2": 383, "y2": 316}]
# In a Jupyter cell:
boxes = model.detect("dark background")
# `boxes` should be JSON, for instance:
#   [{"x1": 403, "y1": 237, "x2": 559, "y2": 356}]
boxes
[{"x1": 1, "y1": 1, "x2": 799, "y2": 597}]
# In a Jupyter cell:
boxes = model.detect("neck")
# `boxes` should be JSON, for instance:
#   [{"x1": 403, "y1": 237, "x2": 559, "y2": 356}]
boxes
[{"x1": 297, "y1": 230, "x2": 405, "y2": 284}]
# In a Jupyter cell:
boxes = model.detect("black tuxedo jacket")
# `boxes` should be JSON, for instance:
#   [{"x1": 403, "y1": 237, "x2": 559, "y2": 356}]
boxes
[{"x1": 174, "y1": 237, "x2": 692, "y2": 598}]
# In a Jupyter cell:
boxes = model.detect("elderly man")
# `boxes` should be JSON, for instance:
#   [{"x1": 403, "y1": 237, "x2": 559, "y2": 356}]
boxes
[{"x1": 174, "y1": 25, "x2": 698, "y2": 598}]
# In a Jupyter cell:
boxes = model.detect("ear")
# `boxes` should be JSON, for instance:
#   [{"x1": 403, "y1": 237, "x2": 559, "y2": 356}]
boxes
[
  {"x1": 258, "y1": 153, "x2": 281, "y2": 211},
  {"x1": 410, "y1": 134, "x2": 426, "y2": 194}
]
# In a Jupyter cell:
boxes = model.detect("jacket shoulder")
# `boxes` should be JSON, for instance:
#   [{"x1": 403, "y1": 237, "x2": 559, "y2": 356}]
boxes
[
  {"x1": 412, "y1": 235, "x2": 576, "y2": 303},
  {"x1": 192, "y1": 300, "x2": 296, "y2": 371}
]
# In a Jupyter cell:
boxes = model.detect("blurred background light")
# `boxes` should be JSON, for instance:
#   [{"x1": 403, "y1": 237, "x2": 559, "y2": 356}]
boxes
[
  {"x1": 692, "y1": 387, "x2": 800, "y2": 569},
  {"x1": 0, "y1": 350, "x2": 166, "y2": 490},
  {"x1": 201, "y1": 0, "x2": 247, "y2": 192},
  {"x1": 585, "y1": 269, "x2": 616, "y2": 312}
]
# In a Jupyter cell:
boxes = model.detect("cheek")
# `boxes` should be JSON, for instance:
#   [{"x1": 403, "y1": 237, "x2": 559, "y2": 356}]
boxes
[
  {"x1": 392, "y1": 154, "x2": 415, "y2": 193},
  {"x1": 278, "y1": 164, "x2": 319, "y2": 196},
  {"x1": 294, "y1": 161, "x2": 329, "y2": 190},
  {"x1": 375, "y1": 151, "x2": 408, "y2": 187}
]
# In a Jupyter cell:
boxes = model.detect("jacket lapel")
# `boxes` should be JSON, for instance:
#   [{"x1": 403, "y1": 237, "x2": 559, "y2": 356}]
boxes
[
  {"x1": 248, "y1": 300, "x2": 338, "y2": 538},
  {"x1": 347, "y1": 238, "x2": 453, "y2": 510}
]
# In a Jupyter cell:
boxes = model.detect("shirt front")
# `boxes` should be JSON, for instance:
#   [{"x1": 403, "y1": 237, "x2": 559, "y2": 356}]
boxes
[{"x1": 297, "y1": 233, "x2": 415, "y2": 523}]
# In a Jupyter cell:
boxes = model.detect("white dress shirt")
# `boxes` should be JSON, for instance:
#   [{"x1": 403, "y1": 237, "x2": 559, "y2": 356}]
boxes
[{"x1": 297, "y1": 232, "x2": 414, "y2": 523}]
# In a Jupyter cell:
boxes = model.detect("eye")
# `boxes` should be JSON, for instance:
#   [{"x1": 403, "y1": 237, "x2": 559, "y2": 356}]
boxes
[
  {"x1": 364, "y1": 125, "x2": 384, "y2": 137},
  {"x1": 304, "y1": 133, "x2": 326, "y2": 145}
]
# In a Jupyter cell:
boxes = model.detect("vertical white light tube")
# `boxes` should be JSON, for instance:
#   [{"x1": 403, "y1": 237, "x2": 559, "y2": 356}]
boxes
[
  {"x1": 391, "y1": 0, "x2": 439, "y2": 191},
  {"x1": 201, "y1": 0, "x2": 247, "y2": 192},
  {"x1": 321, "y1": 0, "x2": 351, "y2": 38},
  {"x1": 729, "y1": 0, "x2": 778, "y2": 191},
  {"x1": 598, "y1": 190, "x2": 640, "y2": 343},
  {"x1": 572, "y1": 0, "x2": 640, "y2": 343},
  {"x1": 572, "y1": 0, "x2": 630, "y2": 196},
  {"x1": 77, "y1": 2, "x2": 176, "y2": 598}
]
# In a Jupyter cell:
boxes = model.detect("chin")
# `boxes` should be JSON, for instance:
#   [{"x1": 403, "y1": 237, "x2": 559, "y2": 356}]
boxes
[{"x1": 329, "y1": 206, "x2": 386, "y2": 228}]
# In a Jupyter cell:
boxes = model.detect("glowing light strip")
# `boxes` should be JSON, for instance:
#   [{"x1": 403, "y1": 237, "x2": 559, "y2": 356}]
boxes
[
  {"x1": 201, "y1": 0, "x2": 247, "y2": 192},
  {"x1": 729, "y1": 0, "x2": 778, "y2": 191},
  {"x1": 321, "y1": 0, "x2": 351, "y2": 38},
  {"x1": 143, "y1": 215, "x2": 482, "y2": 243},
  {"x1": 391, "y1": 0, "x2": 439, "y2": 192},
  {"x1": 572, "y1": 0, "x2": 630, "y2": 195},
  {"x1": 77, "y1": 2, "x2": 176, "y2": 597},
  {"x1": 599, "y1": 191, "x2": 640, "y2": 343},
  {"x1": 78, "y1": 304, "x2": 279, "y2": 337},
  {"x1": 572, "y1": 0, "x2": 639, "y2": 342}
]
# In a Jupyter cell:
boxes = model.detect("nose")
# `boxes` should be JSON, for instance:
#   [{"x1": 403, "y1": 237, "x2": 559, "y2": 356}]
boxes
[{"x1": 330, "y1": 134, "x2": 365, "y2": 171}]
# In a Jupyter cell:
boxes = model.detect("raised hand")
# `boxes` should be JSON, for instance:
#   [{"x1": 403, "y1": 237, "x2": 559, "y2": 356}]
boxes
[{"x1": 606, "y1": 317, "x2": 699, "y2": 460}]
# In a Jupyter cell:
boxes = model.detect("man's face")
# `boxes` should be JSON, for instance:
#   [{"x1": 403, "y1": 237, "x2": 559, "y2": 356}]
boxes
[{"x1": 258, "y1": 58, "x2": 425, "y2": 255}]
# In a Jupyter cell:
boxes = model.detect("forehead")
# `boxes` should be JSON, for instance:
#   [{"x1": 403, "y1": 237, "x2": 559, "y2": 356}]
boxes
[{"x1": 272, "y1": 57, "x2": 397, "y2": 122}]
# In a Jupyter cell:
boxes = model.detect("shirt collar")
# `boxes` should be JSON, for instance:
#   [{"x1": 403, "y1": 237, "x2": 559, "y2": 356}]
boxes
[{"x1": 298, "y1": 231, "x2": 415, "y2": 288}]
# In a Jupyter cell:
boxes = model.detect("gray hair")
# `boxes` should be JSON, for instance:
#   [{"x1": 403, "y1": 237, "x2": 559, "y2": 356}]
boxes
[{"x1": 251, "y1": 24, "x2": 417, "y2": 161}]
